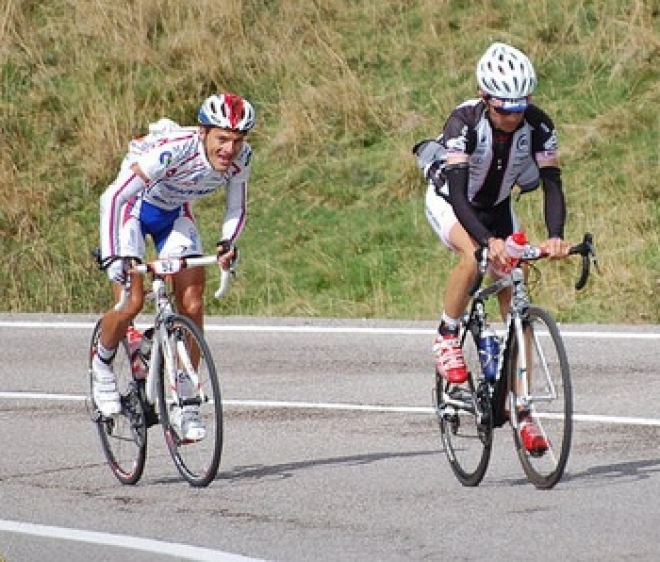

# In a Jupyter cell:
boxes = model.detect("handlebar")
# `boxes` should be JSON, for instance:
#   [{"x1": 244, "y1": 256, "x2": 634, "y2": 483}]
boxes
[
  {"x1": 91, "y1": 248, "x2": 237, "y2": 311},
  {"x1": 131, "y1": 255, "x2": 234, "y2": 298},
  {"x1": 567, "y1": 232, "x2": 599, "y2": 290},
  {"x1": 471, "y1": 232, "x2": 599, "y2": 295}
]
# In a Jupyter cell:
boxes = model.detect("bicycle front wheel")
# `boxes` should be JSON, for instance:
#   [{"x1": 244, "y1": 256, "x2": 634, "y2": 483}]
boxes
[
  {"x1": 156, "y1": 314, "x2": 223, "y2": 487},
  {"x1": 436, "y1": 325, "x2": 493, "y2": 487},
  {"x1": 88, "y1": 319, "x2": 147, "y2": 485},
  {"x1": 508, "y1": 306, "x2": 572, "y2": 489}
]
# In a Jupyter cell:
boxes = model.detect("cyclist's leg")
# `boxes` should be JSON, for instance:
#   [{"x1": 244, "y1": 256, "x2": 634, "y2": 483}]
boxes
[
  {"x1": 490, "y1": 205, "x2": 534, "y2": 405},
  {"x1": 156, "y1": 212, "x2": 209, "y2": 446},
  {"x1": 158, "y1": 209, "x2": 205, "y2": 333},
  {"x1": 93, "y1": 217, "x2": 146, "y2": 416},
  {"x1": 426, "y1": 187, "x2": 477, "y2": 320},
  {"x1": 426, "y1": 188, "x2": 478, "y2": 381},
  {"x1": 443, "y1": 227, "x2": 478, "y2": 319},
  {"x1": 490, "y1": 201, "x2": 520, "y2": 320},
  {"x1": 99, "y1": 277, "x2": 145, "y2": 347},
  {"x1": 172, "y1": 267, "x2": 205, "y2": 333},
  {"x1": 99, "y1": 215, "x2": 147, "y2": 351}
]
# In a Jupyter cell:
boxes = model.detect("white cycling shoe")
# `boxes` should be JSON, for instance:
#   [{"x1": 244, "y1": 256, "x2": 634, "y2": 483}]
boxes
[
  {"x1": 91, "y1": 355, "x2": 121, "y2": 417},
  {"x1": 171, "y1": 405, "x2": 206, "y2": 442}
]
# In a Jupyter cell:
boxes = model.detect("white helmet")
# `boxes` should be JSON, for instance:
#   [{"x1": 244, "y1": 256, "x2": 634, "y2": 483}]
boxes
[
  {"x1": 476, "y1": 42, "x2": 537, "y2": 101},
  {"x1": 198, "y1": 93, "x2": 256, "y2": 132}
]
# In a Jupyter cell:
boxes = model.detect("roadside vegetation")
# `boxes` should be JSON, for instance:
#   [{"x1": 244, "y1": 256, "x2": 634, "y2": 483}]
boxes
[{"x1": 2, "y1": 0, "x2": 659, "y2": 322}]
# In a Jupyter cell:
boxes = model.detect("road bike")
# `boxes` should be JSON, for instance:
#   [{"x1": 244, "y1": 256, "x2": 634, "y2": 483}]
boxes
[
  {"x1": 434, "y1": 233, "x2": 598, "y2": 489},
  {"x1": 88, "y1": 252, "x2": 234, "y2": 487}
]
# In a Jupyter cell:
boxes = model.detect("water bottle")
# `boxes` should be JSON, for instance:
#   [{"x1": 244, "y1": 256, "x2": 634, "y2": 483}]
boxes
[
  {"x1": 490, "y1": 231, "x2": 527, "y2": 277},
  {"x1": 478, "y1": 327, "x2": 500, "y2": 382},
  {"x1": 126, "y1": 326, "x2": 147, "y2": 379}
]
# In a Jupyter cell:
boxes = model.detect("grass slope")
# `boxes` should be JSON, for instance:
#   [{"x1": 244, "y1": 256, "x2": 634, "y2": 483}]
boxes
[{"x1": 2, "y1": 0, "x2": 659, "y2": 322}]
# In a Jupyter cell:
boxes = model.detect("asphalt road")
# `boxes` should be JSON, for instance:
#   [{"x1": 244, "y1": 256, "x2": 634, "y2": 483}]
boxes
[{"x1": 1, "y1": 313, "x2": 660, "y2": 561}]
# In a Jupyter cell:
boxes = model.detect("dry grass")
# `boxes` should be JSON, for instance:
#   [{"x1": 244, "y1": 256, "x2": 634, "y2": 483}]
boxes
[{"x1": 1, "y1": 0, "x2": 660, "y2": 322}]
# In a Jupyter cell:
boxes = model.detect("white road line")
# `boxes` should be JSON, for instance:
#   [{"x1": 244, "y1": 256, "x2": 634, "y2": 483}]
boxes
[
  {"x1": 2, "y1": 392, "x2": 660, "y2": 426},
  {"x1": 1, "y1": 320, "x2": 660, "y2": 339},
  {"x1": 1, "y1": 319, "x2": 655, "y2": 558},
  {"x1": 0, "y1": 519, "x2": 264, "y2": 561}
]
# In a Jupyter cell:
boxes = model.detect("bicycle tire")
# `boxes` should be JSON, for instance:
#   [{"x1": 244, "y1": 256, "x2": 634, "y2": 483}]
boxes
[
  {"x1": 508, "y1": 306, "x2": 572, "y2": 489},
  {"x1": 436, "y1": 323, "x2": 493, "y2": 487},
  {"x1": 155, "y1": 314, "x2": 223, "y2": 487},
  {"x1": 88, "y1": 319, "x2": 147, "y2": 485}
]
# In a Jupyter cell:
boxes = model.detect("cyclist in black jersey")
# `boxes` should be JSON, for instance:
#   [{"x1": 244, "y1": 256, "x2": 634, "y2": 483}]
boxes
[{"x1": 413, "y1": 42, "x2": 570, "y2": 452}]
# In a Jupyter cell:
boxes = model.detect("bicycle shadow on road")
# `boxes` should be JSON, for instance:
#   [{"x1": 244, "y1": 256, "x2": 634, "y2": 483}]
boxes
[
  {"x1": 218, "y1": 449, "x2": 439, "y2": 482},
  {"x1": 562, "y1": 457, "x2": 660, "y2": 488},
  {"x1": 482, "y1": 457, "x2": 660, "y2": 489}
]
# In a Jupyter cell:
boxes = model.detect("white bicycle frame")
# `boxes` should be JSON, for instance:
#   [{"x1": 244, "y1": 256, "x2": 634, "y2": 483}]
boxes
[
  {"x1": 114, "y1": 255, "x2": 232, "y2": 409},
  {"x1": 465, "y1": 253, "x2": 558, "y2": 418}
]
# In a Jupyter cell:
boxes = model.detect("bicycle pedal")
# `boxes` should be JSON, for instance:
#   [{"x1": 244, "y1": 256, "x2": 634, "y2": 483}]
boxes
[
  {"x1": 438, "y1": 403, "x2": 455, "y2": 416},
  {"x1": 529, "y1": 448, "x2": 547, "y2": 459},
  {"x1": 145, "y1": 406, "x2": 159, "y2": 428}
]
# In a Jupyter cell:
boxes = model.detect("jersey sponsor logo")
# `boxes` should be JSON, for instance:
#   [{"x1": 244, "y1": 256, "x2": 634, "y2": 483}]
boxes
[
  {"x1": 159, "y1": 151, "x2": 173, "y2": 165},
  {"x1": 446, "y1": 125, "x2": 469, "y2": 152},
  {"x1": 516, "y1": 134, "x2": 529, "y2": 151},
  {"x1": 446, "y1": 136, "x2": 466, "y2": 152},
  {"x1": 544, "y1": 130, "x2": 558, "y2": 151}
]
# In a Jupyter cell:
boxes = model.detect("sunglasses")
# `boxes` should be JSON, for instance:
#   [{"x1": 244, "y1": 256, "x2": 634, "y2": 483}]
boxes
[
  {"x1": 486, "y1": 96, "x2": 528, "y2": 116},
  {"x1": 490, "y1": 105, "x2": 525, "y2": 116}
]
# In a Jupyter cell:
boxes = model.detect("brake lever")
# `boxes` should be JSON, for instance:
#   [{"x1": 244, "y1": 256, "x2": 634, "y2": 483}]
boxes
[
  {"x1": 572, "y1": 233, "x2": 599, "y2": 291},
  {"x1": 585, "y1": 233, "x2": 600, "y2": 274}
]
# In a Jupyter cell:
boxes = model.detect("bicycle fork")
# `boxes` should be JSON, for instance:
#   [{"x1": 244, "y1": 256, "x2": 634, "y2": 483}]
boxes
[
  {"x1": 159, "y1": 320, "x2": 204, "y2": 408},
  {"x1": 514, "y1": 316, "x2": 559, "y2": 407}
]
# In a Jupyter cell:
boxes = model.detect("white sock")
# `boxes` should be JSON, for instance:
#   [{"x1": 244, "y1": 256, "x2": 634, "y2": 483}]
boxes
[
  {"x1": 439, "y1": 312, "x2": 459, "y2": 334},
  {"x1": 96, "y1": 342, "x2": 116, "y2": 364}
]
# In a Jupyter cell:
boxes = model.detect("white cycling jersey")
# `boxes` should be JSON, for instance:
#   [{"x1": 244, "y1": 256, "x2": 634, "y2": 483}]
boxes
[{"x1": 100, "y1": 120, "x2": 250, "y2": 260}]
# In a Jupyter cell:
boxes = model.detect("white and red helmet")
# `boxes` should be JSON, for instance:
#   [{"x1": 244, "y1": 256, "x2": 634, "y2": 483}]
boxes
[
  {"x1": 198, "y1": 93, "x2": 256, "y2": 132},
  {"x1": 476, "y1": 42, "x2": 537, "y2": 105}
]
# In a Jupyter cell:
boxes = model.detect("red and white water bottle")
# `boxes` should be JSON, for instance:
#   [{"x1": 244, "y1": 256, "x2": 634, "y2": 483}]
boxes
[
  {"x1": 490, "y1": 231, "x2": 527, "y2": 277},
  {"x1": 126, "y1": 326, "x2": 147, "y2": 379}
]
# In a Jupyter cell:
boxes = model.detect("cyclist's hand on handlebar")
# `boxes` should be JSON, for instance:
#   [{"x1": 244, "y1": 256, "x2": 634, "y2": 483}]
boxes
[
  {"x1": 216, "y1": 239, "x2": 237, "y2": 271},
  {"x1": 105, "y1": 257, "x2": 133, "y2": 284},
  {"x1": 486, "y1": 237, "x2": 508, "y2": 270},
  {"x1": 539, "y1": 237, "x2": 571, "y2": 260}
]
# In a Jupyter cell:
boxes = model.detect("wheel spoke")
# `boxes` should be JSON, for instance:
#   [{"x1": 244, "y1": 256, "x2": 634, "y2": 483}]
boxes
[
  {"x1": 510, "y1": 307, "x2": 572, "y2": 489},
  {"x1": 156, "y1": 315, "x2": 223, "y2": 487},
  {"x1": 89, "y1": 320, "x2": 147, "y2": 485},
  {"x1": 437, "y1": 324, "x2": 492, "y2": 487}
]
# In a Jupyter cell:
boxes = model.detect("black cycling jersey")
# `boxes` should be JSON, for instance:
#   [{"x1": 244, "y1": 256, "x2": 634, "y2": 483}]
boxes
[{"x1": 435, "y1": 98, "x2": 565, "y2": 244}]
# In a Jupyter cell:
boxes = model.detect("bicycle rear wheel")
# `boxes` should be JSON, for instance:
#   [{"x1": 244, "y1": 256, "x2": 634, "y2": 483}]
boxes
[
  {"x1": 436, "y1": 325, "x2": 493, "y2": 487},
  {"x1": 88, "y1": 319, "x2": 147, "y2": 485},
  {"x1": 509, "y1": 306, "x2": 572, "y2": 489},
  {"x1": 156, "y1": 314, "x2": 223, "y2": 487}
]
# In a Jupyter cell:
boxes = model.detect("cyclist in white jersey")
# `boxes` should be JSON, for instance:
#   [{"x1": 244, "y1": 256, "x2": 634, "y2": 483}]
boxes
[
  {"x1": 414, "y1": 43, "x2": 570, "y2": 453},
  {"x1": 92, "y1": 93, "x2": 255, "y2": 440}
]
